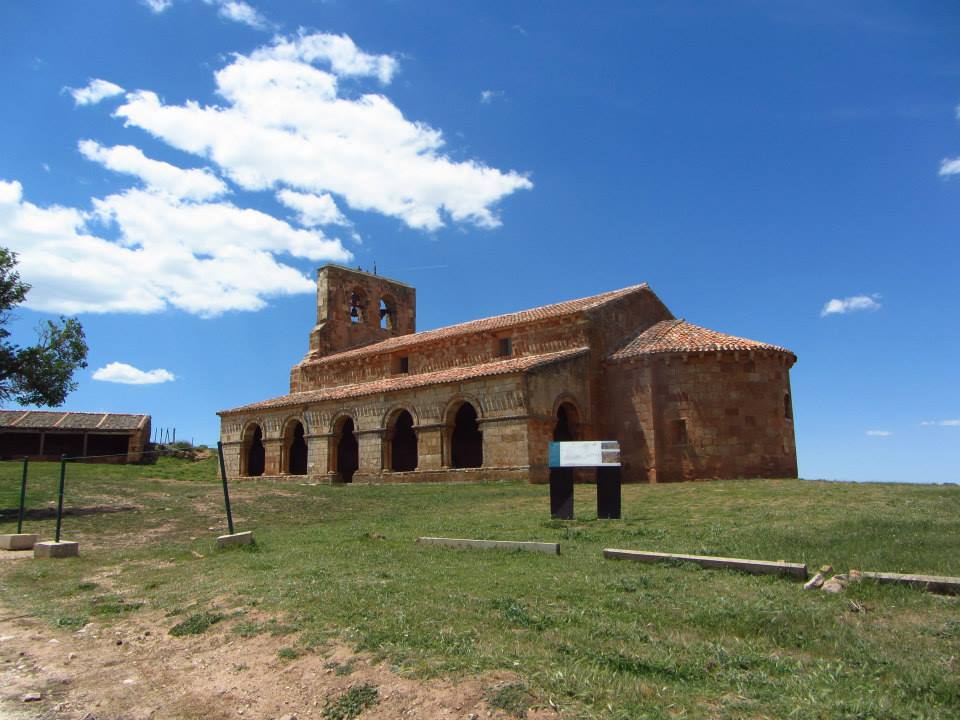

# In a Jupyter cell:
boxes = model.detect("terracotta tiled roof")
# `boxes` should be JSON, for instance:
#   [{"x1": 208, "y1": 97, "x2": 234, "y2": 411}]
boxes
[
  {"x1": 0, "y1": 410, "x2": 149, "y2": 431},
  {"x1": 222, "y1": 347, "x2": 591, "y2": 414},
  {"x1": 609, "y1": 319, "x2": 794, "y2": 360},
  {"x1": 302, "y1": 284, "x2": 647, "y2": 366}
]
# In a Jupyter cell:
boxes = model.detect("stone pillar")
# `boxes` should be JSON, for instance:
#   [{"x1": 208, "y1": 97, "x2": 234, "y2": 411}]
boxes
[
  {"x1": 415, "y1": 423, "x2": 443, "y2": 470},
  {"x1": 478, "y1": 417, "x2": 529, "y2": 468},
  {"x1": 221, "y1": 441, "x2": 242, "y2": 479},
  {"x1": 262, "y1": 439, "x2": 282, "y2": 475},
  {"x1": 306, "y1": 433, "x2": 330, "y2": 477},
  {"x1": 353, "y1": 429, "x2": 383, "y2": 482}
]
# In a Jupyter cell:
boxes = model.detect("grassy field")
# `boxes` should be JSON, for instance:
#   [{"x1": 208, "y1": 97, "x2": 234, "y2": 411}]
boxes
[{"x1": 1, "y1": 457, "x2": 959, "y2": 719}]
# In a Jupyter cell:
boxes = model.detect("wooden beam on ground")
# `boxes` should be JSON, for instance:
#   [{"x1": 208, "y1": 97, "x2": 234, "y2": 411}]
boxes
[
  {"x1": 861, "y1": 571, "x2": 960, "y2": 594},
  {"x1": 417, "y1": 536, "x2": 560, "y2": 555},
  {"x1": 603, "y1": 548, "x2": 807, "y2": 580}
]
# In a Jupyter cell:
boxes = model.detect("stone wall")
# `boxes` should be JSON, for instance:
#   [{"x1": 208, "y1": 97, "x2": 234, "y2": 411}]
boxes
[
  {"x1": 290, "y1": 265, "x2": 417, "y2": 391},
  {"x1": 606, "y1": 352, "x2": 797, "y2": 482},
  {"x1": 221, "y1": 367, "x2": 571, "y2": 481}
]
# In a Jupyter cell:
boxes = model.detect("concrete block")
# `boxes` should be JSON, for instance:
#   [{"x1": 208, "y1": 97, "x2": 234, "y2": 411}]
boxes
[
  {"x1": 216, "y1": 531, "x2": 254, "y2": 549},
  {"x1": 603, "y1": 548, "x2": 807, "y2": 579},
  {"x1": 862, "y1": 571, "x2": 960, "y2": 595},
  {"x1": 34, "y1": 541, "x2": 80, "y2": 559},
  {"x1": 0, "y1": 534, "x2": 39, "y2": 550},
  {"x1": 418, "y1": 536, "x2": 559, "y2": 555}
]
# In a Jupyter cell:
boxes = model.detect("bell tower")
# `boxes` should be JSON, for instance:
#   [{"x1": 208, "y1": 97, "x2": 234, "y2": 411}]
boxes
[{"x1": 306, "y1": 264, "x2": 416, "y2": 359}]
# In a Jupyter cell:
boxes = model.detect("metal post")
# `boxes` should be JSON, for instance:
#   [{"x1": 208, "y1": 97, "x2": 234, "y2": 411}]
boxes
[
  {"x1": 16, "y1": 457, "x2": 28, "y2": 534},
  {"x1": 217, "y1": 441, "x2": 235, "y2": 535},
  {"x1": 55, "y1": 454, "x2": 67, "y2": 543},
  {"x1": 549, "y1": 467, "x2": 574, "y2": 519}
]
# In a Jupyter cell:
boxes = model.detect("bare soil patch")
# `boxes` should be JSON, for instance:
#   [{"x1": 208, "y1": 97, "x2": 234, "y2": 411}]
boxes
[{"x1": 0, "y1": 604, "x2": 553, "y2": 720}]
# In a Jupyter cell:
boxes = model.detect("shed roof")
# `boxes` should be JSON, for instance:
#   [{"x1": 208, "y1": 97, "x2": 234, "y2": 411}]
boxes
[
  {"x1": 609, "y1": 319, "x2": 794, "y2": 360},
  {"x1": 222, "y1": 347, "x2": 590, "y2": 414},
  {"x1": 0, "y1": 410, "x2": 150, "y2": 432}
]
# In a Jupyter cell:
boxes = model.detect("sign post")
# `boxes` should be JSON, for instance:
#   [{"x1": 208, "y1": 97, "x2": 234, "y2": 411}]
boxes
[
  {"x1": 0, "y1": 458, "x2": 39, "y2": 551},
  {"x1": 33, "y1": 455, "x2": 80, "y2": 558},
  {"x1": 215, "y1": 441, "x2": 253, "y2": 548},
  {"x1": 548, "y1": 441, "x2": 622, "y2": 520}
]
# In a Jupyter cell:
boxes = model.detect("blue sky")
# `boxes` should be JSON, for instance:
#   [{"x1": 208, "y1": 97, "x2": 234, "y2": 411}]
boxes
[{"x1": 1, "y1": 1, "x2": 958, "y2": 482}]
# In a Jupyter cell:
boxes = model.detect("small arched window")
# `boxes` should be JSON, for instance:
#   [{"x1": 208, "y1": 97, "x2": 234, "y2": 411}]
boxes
[
  {"x1": 784, "y1": 393, "x2": 793, "y2": 420},
  {"x1": 380, "y1": 297, "x2": 395, "y2": 330}
]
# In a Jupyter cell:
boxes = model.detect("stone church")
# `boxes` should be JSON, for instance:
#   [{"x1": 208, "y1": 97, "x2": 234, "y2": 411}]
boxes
[{"x1": 218, "y1": 265, "x2": 797, "y2": 483}]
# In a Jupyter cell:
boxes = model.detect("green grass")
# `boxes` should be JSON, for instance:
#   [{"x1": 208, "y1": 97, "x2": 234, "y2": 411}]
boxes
[
  {"x1": 2, "y1": 458, "x2": 960, "y2": 718},
  {"x1": 169, "y1": 611, "x2": 226, "y2": 637},
  {"x1": 322, "y1": 683, "x2": 379, "y2": 720}
]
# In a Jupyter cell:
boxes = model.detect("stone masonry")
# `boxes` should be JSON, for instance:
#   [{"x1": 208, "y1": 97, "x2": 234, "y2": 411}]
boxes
[{"x1": 218, "y1": 264, "x2": 797, "y2": 483}]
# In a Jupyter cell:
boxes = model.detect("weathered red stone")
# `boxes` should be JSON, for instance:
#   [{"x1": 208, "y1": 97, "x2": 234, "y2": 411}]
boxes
[{"x1": 218, "y1": 265, "x2": 797, "y2": 484}]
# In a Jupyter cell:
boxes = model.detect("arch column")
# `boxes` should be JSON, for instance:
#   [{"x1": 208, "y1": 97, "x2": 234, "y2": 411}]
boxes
[
  {"x1": 220, "y1": 440, "x2": 242, "y2": 479},
  {"x1": 353, "y1": 428, "x2": 384, "y2": 482},
  {"x1": 414, "y1": 423, "x2": 443, "y2": 470},
  {"x1": 306, "y1": 433, "x2": 330, "y2": 477},
  {"x1": 262, "y1": 438, "x2": 282, "y2": 475},
  {"x1": 477, "y1": 416, "x2": 528, "y2": 468}
]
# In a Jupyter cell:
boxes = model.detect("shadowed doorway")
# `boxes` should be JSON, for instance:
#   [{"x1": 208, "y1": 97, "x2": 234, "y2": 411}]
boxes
[
  {"x1": 245, "y1": 425, "x2": 265, "y2": 477},
  {"x1": 553, "y1": 403, "x2": 580, "y2": 442},
  {"x1": 451, "y1": 403, "x2": 482, "y2": 468},
  {"x1": 389, "y1": 410, "x2": 418, "y2": 471},
  {"x1": 335, "y1": 418, "x2": 359, "y2": 482},
  {"x1": 286, "y1": 421, "x2": 308, "y2": 475}
]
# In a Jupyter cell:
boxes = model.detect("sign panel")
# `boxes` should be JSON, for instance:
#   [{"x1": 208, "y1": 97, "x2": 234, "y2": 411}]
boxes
[{"x1": 549, "y1": 441, "x2": 621, "y2": 467}]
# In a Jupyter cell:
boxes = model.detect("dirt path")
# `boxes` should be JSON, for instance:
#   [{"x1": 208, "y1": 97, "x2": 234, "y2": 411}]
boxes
[{"x1": 0, "y1": 604, "x2": 552, "y2": 720}]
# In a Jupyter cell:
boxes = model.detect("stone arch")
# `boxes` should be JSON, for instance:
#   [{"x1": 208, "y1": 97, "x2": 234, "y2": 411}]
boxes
[
  {"x1": 241, "y1": 421, "x2": 265, "y2": 477},
  {"x1": 281, "y1": 416, "x2": 308, "y2": 475},
  {"x1": 552, "y1": 396, "x2": 583, "y2": 442},
  {"x1": 379, "y1": 294, "x2": 396, "y2": 330},
  {"x1": 444, "y1": 398, "x2": 483, "y2": 469},
  {"x1": 348, "y1": 287, "x2": 367, "y2": 325},
  {"x1": 330, "y1": 414, "x2": 359, "y2": 482},
  {"x1": 385, "y1": 407, "x2": 418, "y2": 472}
]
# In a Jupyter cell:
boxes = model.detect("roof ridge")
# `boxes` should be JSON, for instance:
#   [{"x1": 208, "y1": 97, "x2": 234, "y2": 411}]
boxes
[{"x1": 306, "y1": 283, "x2": 649, "y2": 365}]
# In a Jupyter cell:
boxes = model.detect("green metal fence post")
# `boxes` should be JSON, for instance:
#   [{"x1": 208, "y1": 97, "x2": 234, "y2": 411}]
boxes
[
  {"x1": 217, "y1": 442, "x2": 235, "y2": 535},
  {"x1": 55, "y1": 454, "x2": 67, "y2": 543},
  {"x1": 16, "y1": 456, "x2": 28, "y2": 534}
]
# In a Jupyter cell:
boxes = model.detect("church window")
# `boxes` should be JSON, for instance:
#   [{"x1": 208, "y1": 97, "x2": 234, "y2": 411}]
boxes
[{"x1": 670, "y1": 418, "x2": 688, "y2": 445}]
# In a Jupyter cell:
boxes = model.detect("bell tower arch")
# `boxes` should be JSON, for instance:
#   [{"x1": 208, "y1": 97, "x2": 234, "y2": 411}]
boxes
[{"x1": 306, "y1": 264, "x2": 416, "y2": 359}]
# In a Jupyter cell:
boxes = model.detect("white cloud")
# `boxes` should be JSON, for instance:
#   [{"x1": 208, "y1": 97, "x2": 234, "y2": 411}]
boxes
[
  {"x1": 66, "y1": 79, "x2": 125, "y2": 106},
  {"x1": 866, "y1": 430, "x2": 892, "y2": 437},
  {"x1": 142, "y1": 0, "x2": 173, "y2": 12},
  {"x1": 940, "y1": 157, "x2": 960, "y2": 176},
  {"x1": 480, "y1": 90, "x2": 504, "y2": 104},
  {"x1": 820, "y1": 293, "x2": 882, "y2": 317},
  {"x1": 93, "y1": 362, "x2": 175, "y2": 384},
  {"x1": 276, "y1": 189, "x2": 349, "y2": 227},
  {"x1": 204, "y1": 0, "x2": 269, "y2": 30},
  {"x1": 0, "y1": 179, "x2": 350, "y2": 317},
  {"x1": 79, "y1": 140, "x2": 228, "y2": 201},
  {"x1": 252, "y1": 30, "x2": 397, "y2": 83},
  {"x1": 114, "y1": 32, "x2": 532, "y2": 231},
  {"x1": 921, "y1": 419, "x2": 960, "y2": 427}
]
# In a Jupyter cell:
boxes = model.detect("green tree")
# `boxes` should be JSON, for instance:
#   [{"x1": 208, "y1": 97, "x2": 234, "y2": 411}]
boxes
[{"x1": 0, "y1": 247, "x2": 88, "y2": 406}]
